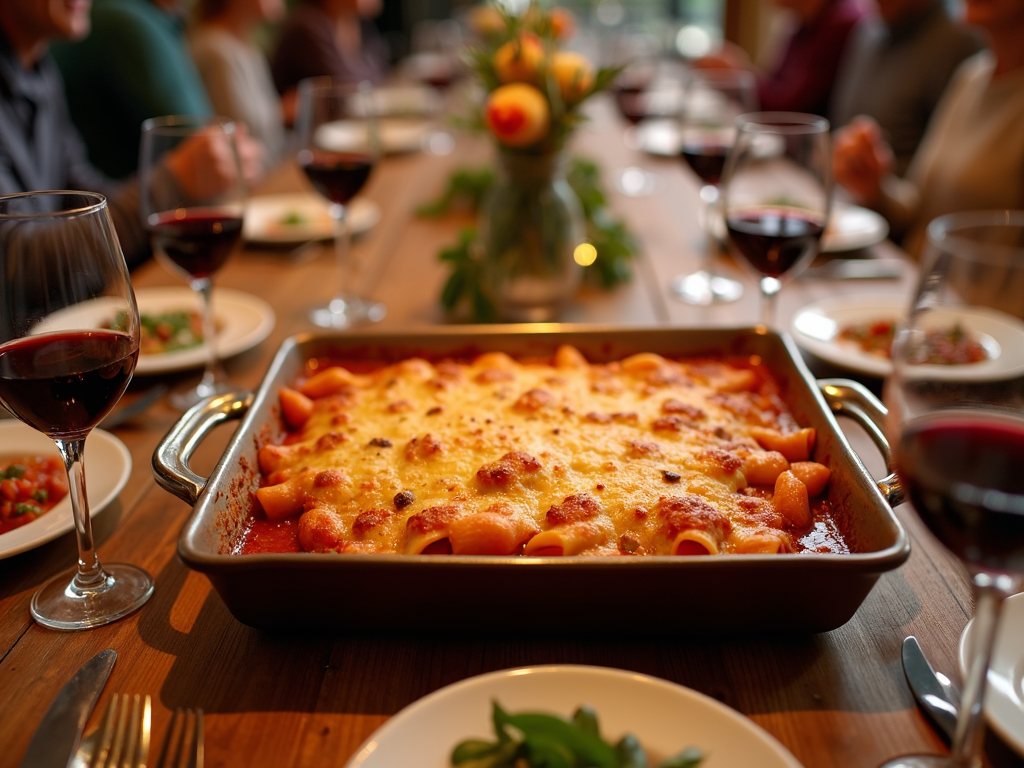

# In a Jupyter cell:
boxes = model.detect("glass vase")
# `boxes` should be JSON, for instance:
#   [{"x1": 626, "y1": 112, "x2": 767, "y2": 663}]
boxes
[{"x1": 479, "y1": 149, "x2": 585, "y2": 322}]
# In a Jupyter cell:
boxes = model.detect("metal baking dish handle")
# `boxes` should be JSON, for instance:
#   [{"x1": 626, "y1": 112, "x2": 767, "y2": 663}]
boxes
[
  {"x1": 818, "y1": 379, "x2": 904, "y2": 507},
  {"x1": 152, "y1": 390, "x2": 254, "y2": 507}
]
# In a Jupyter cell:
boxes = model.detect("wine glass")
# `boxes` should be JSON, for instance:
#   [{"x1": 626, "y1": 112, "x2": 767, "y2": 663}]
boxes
[
  {"x1": 0, "y1": 191, "x2": 153, "y2": 630},
  {"x1": 720, "y1": 112, "x2": 830, "y2": 327},
  {"x1": 670, "y1": 68, "x2": 757, "y2": 305},
  {"x1": 295, "y1": 77, "x2": 385, "y2": 328},
  {"x1": 139, "y1": 115, "x2": 246, "y2": 410},
  {"x1": 612, "y1": 57, "x2": 661, "y2": 197},
  {"x1": 881, "y1": 210, "x2": 1024, "y2": 768}
]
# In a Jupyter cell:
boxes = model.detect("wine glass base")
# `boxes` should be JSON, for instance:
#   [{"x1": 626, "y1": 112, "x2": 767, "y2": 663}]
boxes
[
  {"x1": 30, "y1": 563, "x2": 154, "y2": 631},
  {"x1": 877, "y1": 754, "x2": 949, "y2": 768},
  {"x1": 309, "y1": 296, "x2": 386, "y2": 329},
  {"x1": 168, "y1": 378, "x2": 234, "y2": 411},
  {"x1": 616, "y1": 167, "x2": 660, "y2": 197},
  {"x1": 670, "y1": 271, "x2": 743, "y2": 305}
]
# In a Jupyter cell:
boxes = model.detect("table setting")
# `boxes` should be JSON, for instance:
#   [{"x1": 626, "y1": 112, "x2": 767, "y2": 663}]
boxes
[{"x1": 2, "y1": 8, "x2": 1023, "y2": 768}]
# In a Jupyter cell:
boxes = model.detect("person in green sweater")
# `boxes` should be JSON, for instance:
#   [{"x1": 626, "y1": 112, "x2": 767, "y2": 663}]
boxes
[{"x1": 52, "y1": 0, "x2": 213, "y2": 180}]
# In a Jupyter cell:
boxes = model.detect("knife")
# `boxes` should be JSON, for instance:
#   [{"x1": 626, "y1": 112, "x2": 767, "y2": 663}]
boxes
[
  {"x1": 801, "y1": 258, "x2": 905, "y2": 281},
  {"x1": 18, "y1": 649, "x2": 116, "y2": 768},
  {"x1": 902, "y1": 636, "x2": 960, "y2": 745}
]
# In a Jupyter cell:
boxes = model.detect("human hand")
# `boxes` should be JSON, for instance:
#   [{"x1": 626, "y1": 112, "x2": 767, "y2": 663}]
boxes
[
  {"x1": 832, "y1": 116, "x2": 893, "y2": 206},
  {"x1": 164, "y1": 122, "x2": 263, "y2": 201},
  {"x1": 693, "y1": 42, "x2": 753, "y2": 72}
]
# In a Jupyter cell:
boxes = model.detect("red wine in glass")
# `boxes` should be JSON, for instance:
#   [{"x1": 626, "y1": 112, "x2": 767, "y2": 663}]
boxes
[
  {"x1": 899, "y1": 411, "x2": 1024, "y2": 573},
  {"x1": 680, "y1": 142, "x2": 730, "y2": 187},
  {"x1": 299, "y1": 150, "x2": 375, "y2": 206},
  {"x1": 150, "y1": 211, "x2": 243, "y2": 279},
  {"x1": 725, "y1": 208, "x2": 825, "y2": 278},
  {"x1": 0, "y1": 331, "x2": 138, "y2": 437}
]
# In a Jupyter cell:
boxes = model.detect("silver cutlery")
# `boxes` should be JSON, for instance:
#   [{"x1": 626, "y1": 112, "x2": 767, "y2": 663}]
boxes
[
  {"x1": 156, "y1": 708, "x2": 204, "y2": 768},
  {"x1": 801, "y1": 258, "x2": 905, "y2": 281},
  {"x1": 88, "y1": 693, "x2": 151, "y2": 768},
  {"x1": 902, "y1": 635, "x2": 961, "y2": 744},
  {"x1": 18, "y1": 649, "x2": 116, "y2": 768},
  {"x1": 99, "y1": 384, "x2": 168, "y2": 430}
]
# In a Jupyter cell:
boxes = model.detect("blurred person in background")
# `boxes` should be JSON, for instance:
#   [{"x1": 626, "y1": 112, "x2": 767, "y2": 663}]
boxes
[
  {"x1": 696, "y1": 0, "x2": 864, "y2": 116},
  {"x1": 271, "y1": 0, "x2": 388, "y2": 106},
  {"x1": 190, "y1": 0, "x2": 288, "y2": 171},
  {"x1": 0, "y1": 0, "x2": 261, "y2": 270},
  {"x1": 833, "y1": 0, "x2": 1024, "y2": 256},
  {"x1": 51, "y1": 0, "x2": 213, "y2": 180},
  {"x1": 830, "y1": 0, "x2": 981, "y2": 176}
]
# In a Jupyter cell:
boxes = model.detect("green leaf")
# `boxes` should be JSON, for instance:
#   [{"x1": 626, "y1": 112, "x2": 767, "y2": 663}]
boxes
[
  {"x1": 2, "y1": 464, "x2": 26, "y2": 480},
  {"x1": 441, "y1": 268, "x2": 469, "y2": 310},
  {"x1": 572, "y1": 706, "x2": 600, "y2": 737},
  {"x1": 13, "y1": 502, "x2": 40, "y2": 517},
  {"x1": 614, "y1": 734, "x2": 648, "y2": 768},
  {"x1": 656, "y1": 747, "x2": 704, "y2": 768},
  {"x1": 451, "y1": 739, "x2": 502, "y2": 765},
  {"x1": 495, "y1": 709, "x2": 618, "y2": 768}
]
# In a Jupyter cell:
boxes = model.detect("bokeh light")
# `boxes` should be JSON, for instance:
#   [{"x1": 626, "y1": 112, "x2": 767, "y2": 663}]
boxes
[{"x1": 574, "y1": 243, "x2": 597, "y2": 266}]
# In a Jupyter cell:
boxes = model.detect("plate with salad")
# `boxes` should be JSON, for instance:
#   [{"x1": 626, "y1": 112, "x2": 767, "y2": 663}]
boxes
[
  {"x1": 243, "y1": 193, "x2": 382, "y2": 245},
  {"x1": 132, "y1": 287, "x2": 275, "y2": 374},
  {"x1": 790, "y1": 294, "x2": 1024, "y2": 380},
  {"x1": 344, "y1": 665, "x2": 802, "y2": 768}
]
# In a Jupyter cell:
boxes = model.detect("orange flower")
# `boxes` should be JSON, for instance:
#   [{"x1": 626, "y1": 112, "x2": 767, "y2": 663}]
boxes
[
  {"x1": 485, "y1": 83, "x2": 550, "y2": 147},
  {"x1": 493, "y1": 34, "x2": 545, "y2": 84}
]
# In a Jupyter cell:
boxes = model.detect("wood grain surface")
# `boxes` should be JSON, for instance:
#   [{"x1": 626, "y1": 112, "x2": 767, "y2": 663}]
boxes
[{"x1": 2, "y1": 95, "x2": 1018, "y2": 768}]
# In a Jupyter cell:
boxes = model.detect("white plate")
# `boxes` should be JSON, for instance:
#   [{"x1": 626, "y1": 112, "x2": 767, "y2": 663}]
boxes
[
  {"x1": 317, "y1": 118, "x2": 432, "y2": 155},
  {"x1": 133, "y1": 287, "x2": 275, "y2": 375},
  {"x1": 824, "y1": 203, "x2": 888, "y2": 252},
  {"x1": 373, "y1": 84, "x2": 442, "y2": 117},
  {"x1": 345, "y1": 665, "x2": 803, "y2": 768},
  {"x1": 0, "y1": 422, "x2": 131, "y2": 559},
  {"x1": 959, "y1": 591, "x2": 1024, "y2": 757},
  {"x1": 628, "y1": 118, "x2": 680, "y2": 157},
  {"x1": 790, "y1": 295, "x2": 1024, "y2": 380},
  {"x1": 243, "y1": 193, "x2": 381, "y2": 245}
]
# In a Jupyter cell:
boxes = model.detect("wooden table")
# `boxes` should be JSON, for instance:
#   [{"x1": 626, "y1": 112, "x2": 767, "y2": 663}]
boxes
[{"x1": 1, "y1": 98, "x2": 1018, "y2": 768}]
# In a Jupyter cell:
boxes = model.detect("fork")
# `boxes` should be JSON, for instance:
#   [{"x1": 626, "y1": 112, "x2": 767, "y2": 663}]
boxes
[
  {"x1": 88, "y1": 693, "x2": 151, "y2": 768},
  {"x1": 155, "y1": 708, "x2": 204, "y2": 768}
]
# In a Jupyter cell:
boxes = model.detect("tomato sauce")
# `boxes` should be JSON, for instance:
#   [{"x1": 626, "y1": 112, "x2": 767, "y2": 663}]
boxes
[{"x1": 0, "y1": 456, "x2": 69, "y2": 535}]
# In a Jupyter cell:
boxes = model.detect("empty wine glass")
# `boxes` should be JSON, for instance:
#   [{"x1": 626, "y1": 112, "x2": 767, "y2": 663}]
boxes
[
  {"x1": 295, "y1": 78, "x2": 384, "y2": 328},
  {"x1": 0, "y1": 191, "x2": 153, "y2": 630},
  {"x1": 881, "y1": 210, "x2": 1024, "y2": 768},
  {"x1": 720, "y1": 112, "x2": 831, "y2": 327},
  {"x1": 670, "y1": 68, "x2": 757, "y2": 305},
  {"x1": 139, "y1": 115, "x2": 246, "y2": 410}
]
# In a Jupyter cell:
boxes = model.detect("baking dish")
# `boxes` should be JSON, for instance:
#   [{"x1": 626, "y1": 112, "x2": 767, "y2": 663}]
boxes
[{"x1": 154, "y1": 326, "x2": 909, "y2": 634}]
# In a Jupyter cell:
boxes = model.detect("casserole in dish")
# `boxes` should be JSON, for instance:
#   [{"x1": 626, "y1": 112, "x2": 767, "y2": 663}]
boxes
[{"x1": 155, "y1": 326, "x2": 908, "y2": 634}]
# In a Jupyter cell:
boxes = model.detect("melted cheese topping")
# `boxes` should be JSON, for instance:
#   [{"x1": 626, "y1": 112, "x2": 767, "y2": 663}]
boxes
[{"x1": 254, "y1": 346, "x2": 845, "y2": 556}]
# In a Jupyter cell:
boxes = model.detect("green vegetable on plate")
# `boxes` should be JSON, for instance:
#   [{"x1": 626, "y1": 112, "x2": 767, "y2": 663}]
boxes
[{"x1": 451, "y1": 702, "x2": 704, "y2": 768}]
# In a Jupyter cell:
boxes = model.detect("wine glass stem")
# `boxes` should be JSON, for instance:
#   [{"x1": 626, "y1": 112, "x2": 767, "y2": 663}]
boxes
[
  {"x1": 700, "y1": 185, "x2": 719, "y2": 276},
  {"x1": 759, "y1": 277, "x2": 782, "y2": 329},
  {"x1": 951, "y1": 571, "x2": 1019, "y2": 766},
  {"x1": 330, "y1": 203, "x2": 351, "y2": 313},
  {"x1": 193, "y1": 277, "x2": 222, "y2": 393},
  {"x1": 53, "y1": 436, "x2": 107, "y2": 590}
]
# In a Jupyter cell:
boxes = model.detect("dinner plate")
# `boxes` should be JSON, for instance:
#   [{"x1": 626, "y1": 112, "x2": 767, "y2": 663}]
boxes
[
  {"x1": 790, "y1": 295, "x2": 1024, "y2": 380},
  {"x1": 316, "y1": 118, "x2": 433, "y2": 155},
  {"x1": 345, "y1": 665, "x2": 803, "y2": 768},
  {"x1": 133, "y1": 287, "x2": 275, "y2": 375},
  {"x1": 243, "y1": 193, "x2": 381, "y2": 245},
  {"x1": 0, "y1": 422, "x2": 131, "y2": 559},
  {"x1": 372, "y1": 84, "x2": 442, "y2": 117},
  {"x1": 959, "y1": 591, "x2": 1024, "y2": 758}
]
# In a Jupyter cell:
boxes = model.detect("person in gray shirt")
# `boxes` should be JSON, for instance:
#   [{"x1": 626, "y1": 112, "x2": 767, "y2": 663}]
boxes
[{"x1": 830, "y1": 0, "x2": 981, "y2": 176}]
